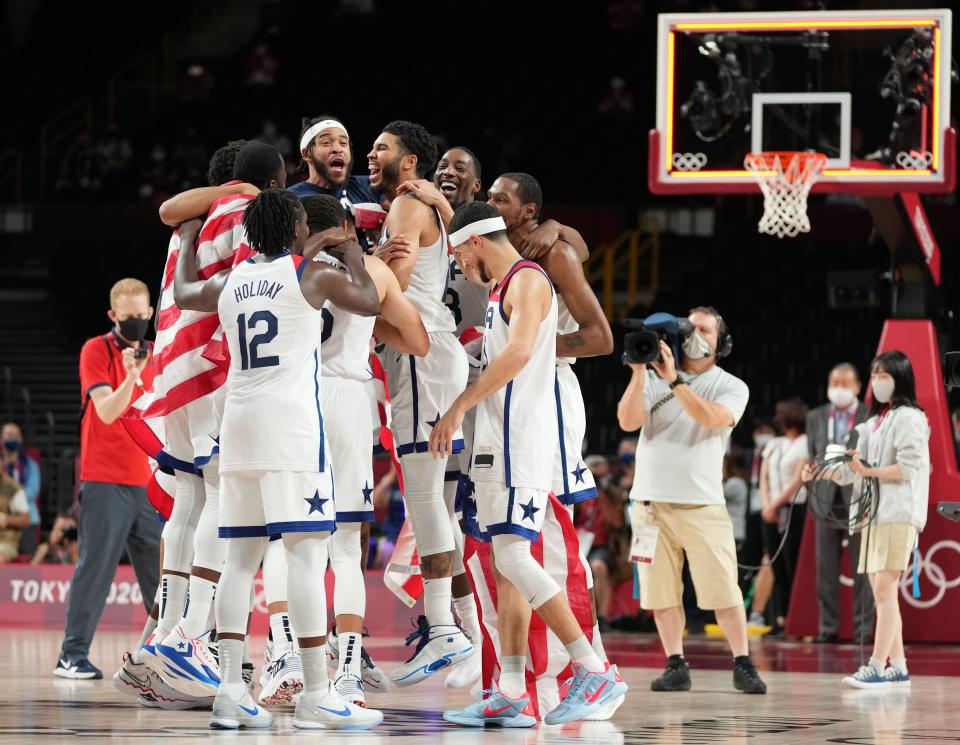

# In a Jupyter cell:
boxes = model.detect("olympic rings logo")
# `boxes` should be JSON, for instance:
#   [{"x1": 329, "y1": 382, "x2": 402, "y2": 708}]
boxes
[
  {"x1": 895, "y1": 150, "x2": 933, "y2": 170},
  {"x1": 672, "y1": 152, "x2": 708, "y2": 171},
  {"x1": 899, "y1": 540, "x2": 960, "y2": 609}
]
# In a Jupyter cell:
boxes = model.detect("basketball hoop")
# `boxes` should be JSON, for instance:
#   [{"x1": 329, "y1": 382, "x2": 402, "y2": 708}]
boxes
[{"x1": 744, "y1": 152, "x2": 827, "y2": 239}]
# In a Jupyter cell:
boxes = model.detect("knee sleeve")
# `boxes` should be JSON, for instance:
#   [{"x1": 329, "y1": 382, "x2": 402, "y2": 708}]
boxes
[
  {"x1": 192, "y1": 473, "x2": 226, "y2": 572},
  {"x1": 451, "y1": 515, "x2": 466, "y2": 577},
  {"x1": 401, "y1": 453, "x2": 454, "y2": 556},
  {"x1": 262, "y1": 537, "x2": 288, "y2": 606},
  {"x1": 492, "y1": 534, "x2": 561, "y2": 610},
  {"x1": 163, "y1": 472, "x2": 205, "y2": 573},
  {"x1": 331, "y1": 525, "x2": 365, "y2": 618},
  {"x1": 216, "y1": 536, "x2": 267, "y2": 635},
  {"x1": 283, "y1": 532, "x2": 331, "y2": 638}
]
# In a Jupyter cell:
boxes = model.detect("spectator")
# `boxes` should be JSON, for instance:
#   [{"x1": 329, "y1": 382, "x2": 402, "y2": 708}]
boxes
[
  {"x1": 0, "y1": 471, "x2": 31, "y2": 563},
  {"x1": 31, "y1": 513, "x2": 79, "y2": 565},
  {"x1": 179, "y1": 63, "x2": 215, "y2": 103},
  {"x1": 245, "y1": 43, "x2": 278, "y2": 86},
  {"x1": 54, "y1": 278, "x2": 161, "y2": 680},
  {"x1": 597, "y1": 76, "x2": 635, "y2": 121},
  {"x1": 759, "y1": 398, "x2": 809, "y2": 635},
  {"x1": 745, "y1": 420, "x2": 775, "y2": 627},
  {"x1": 2, "y1": 421, "x2": 41, "y2": 541},
  {"x1": 259, "y1": 119, "x2": 292, "y2": 160},
  {"x1": 609, "y1": 436, "x2": 637, "y2": 490},
  {"x1": 723, "y1": 446, "x2": 749, "y2": 550}
]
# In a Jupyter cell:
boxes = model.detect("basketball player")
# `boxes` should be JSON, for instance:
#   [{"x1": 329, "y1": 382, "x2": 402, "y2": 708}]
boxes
[
  {"x1": 139, "y1": 143, "x2": 287, "y2": 698},
  {"x1": 487, "y1": 171, "x2": 621, "y2": 716},
  {"x1": 430, "y1": 202, "x2": 627, "y2": 726},
  {"x1": 366, "y1": 121, "x2": 473, "y2": 686},
  {"x1": 114, "y1": 139, "x2": 254, "y2": 710},
  {"x1": 173, "y1": 189, "x2": 383, "y2": 730},
  {"x1": 289, "y1": 115, "x2": 376, "y2": 205}
]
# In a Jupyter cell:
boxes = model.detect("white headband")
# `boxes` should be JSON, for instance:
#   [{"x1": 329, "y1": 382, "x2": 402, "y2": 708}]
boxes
[
  {"x1": 448, "y1": 216, "x2": 507, "y2": 247},
  {"x1": 300, "y1": 120, "x2": 349, "y2": 152}
]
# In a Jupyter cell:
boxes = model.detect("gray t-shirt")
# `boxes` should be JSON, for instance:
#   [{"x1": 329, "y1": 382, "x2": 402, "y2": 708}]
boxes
[{"x1": 629, "y1": 365, "x2": 749, "y2": 505}]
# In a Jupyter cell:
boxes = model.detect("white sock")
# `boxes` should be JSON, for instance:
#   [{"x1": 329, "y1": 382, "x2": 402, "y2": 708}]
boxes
[
  {"x1": 453, "y1": 593, "x2": 481, "y2": 644},
  {"x1": 132, "y1": 614, "x2": 158, "y2": 664},
  {"x1": 499, "y1": 655, "x2": 526, "y2": 698},
  {"x1": 423, "y1": 577, "x2": 455, "y2": 627},
  {"x1": 565, "y1": 636, "x2": 604, "y2": 673},
  {"x1": 890, "y1": 657, "x2": 908, "y2": 674},
  {"x1": 219, "y1": 638, "x2": 247, "y2": 699},
  {"x1": 157, "y1": 574, "x2": 188, "y2": 639},
  {"x1": 269, "y1": 613, "x2": 295, "y2": 658},
  {"x1": 301, "y1": 646, "x2": 328, "y2": 694},
  {"x1": 179, "y1": 577, "x2": 217, "y2": 638},
  {"x1": 869, "y1": 656, "x2": 886, "y2": 674},
  {"x1": 337, "y1": 632, "x2": 363, "y2": 678},
  {"x1": 591, "y1": 622, "x2": 608, "y2": 663}
]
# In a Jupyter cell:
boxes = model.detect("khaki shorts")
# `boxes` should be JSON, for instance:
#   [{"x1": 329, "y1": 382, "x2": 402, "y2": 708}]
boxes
[
  {"x1": 633, "y1": 502, "x2": 743, "y2": 611},
  {"x1": 858, "y1": 522, "x2": 917, "y2": 574}
]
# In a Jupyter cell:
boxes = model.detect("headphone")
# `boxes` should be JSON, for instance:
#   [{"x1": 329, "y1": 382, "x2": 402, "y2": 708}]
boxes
[{"x1": 714, "y1": 312, "x2": 733, "y2": 359}]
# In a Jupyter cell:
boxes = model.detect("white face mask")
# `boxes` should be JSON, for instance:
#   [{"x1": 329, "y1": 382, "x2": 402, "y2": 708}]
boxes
[
  {"x1": 872, "y1": 377, "x2": 895, "y2": 404},
  {"x1": 754, "y1": 434, "x2": 773, "y2": 450},
  {"x1": 827, "y1": 386, "x2": 856, "y2": 409},
  {"x1": 682, "y1": 332, "x2": 712, "y2": 360}
]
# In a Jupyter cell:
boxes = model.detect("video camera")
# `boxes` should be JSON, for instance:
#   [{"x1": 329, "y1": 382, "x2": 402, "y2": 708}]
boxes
[{"x1": 622, "y1": 312, "x2": 693, "y2": 365}]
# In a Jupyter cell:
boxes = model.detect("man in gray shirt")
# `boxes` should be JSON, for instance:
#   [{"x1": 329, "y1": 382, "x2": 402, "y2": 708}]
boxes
[{"x1": 618, "y1": 307, "x2": 766, "y2": 694}]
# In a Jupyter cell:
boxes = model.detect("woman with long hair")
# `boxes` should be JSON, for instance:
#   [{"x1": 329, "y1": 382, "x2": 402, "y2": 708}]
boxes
[{"x1": 804, "y1": 350, "x2": 930, "y2": 688}]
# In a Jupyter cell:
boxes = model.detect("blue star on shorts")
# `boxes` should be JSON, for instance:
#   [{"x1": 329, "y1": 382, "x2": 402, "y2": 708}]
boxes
[
  {"x1": 362, "y1": 481, "x2": 373, "y2": 505},
  {"x1": 304, "y1": 491, "x2": 329, "y2": 515},
  {"x1": 520, "y1": 498, "x2": 540, "y2": 523},
  {"x1": 571, "y1": 463, "x2": 587, "y2": 485}
]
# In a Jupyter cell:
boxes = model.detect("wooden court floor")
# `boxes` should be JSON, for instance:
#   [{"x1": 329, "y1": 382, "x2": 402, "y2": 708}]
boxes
[{"x1": 1, "y1": 629, "x2": 957, "y2": 744}]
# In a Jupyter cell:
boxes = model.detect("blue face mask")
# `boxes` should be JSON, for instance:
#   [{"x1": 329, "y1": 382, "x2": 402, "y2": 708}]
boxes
[
  {"x1": 619, "y1": 452, "x2": 635, "y2": 465},
  {"x1": 3, "y1": 440, "x2": 21, "y2": 452}
]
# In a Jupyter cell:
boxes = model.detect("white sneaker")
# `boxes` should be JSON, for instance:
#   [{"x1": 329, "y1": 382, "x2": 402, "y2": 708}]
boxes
[
  {"x1": 210, "y1": 688, "x2": 274, "y2": 729},
  {"x1": 842, "y1": 664, "x2": 888, "y2": 689},
  {"x1": 390, "y1": 616, "x2": 474, "y2": 688},
  {"x1": 293, "y1": 681, "x2": 383, "y2": 730},
  {"x1": 327, "y1": 627, "x2": 390, "y2": 693},
  {"x1": 155, "y1": 627, "x2": 221, "y2": 697},
  {"x1": 585, "y1": 692, "x2": 626, "y2": 721},
  {"x1": 258, "y1": 651, "x2": 304, "y2": 705},
  {"x1": 334, "y1": 672, "x2": 366, "y2": 706},
  {"x1": 747, "y1": 612, "x2": 766, "y2": 627},
  {"x1": 444, "y1": 643, "x2": 481, "y2": 689},
  {"x1": 113, "y1": 652, "x2": 210, "y2": 710}
]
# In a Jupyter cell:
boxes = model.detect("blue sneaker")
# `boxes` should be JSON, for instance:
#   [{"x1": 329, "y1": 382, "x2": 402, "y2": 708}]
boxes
[
  {"x1": 842, "y1": 664, "x2": 888, "y2": 689},
  {"x1": 53, "y1": 655, "x2": 102, "y2": 680},
  {"x1": 155, "y1": 626, "x2": 221, "y2": 697},
  {"x1": 390, "y1": 615, "x2": 473, "y2": 688},
  {"x1": 443, "y1": 688, "x2": 534, "y2": 727},
  {"x1": 884, "y1": 667, "x2": 911, "y2": 688},
  {"x1": 544, "y1": 663, "x2": 628, "y2": 724}
]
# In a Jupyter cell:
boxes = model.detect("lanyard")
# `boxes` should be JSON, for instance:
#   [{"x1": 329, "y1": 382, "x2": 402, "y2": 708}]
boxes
[{"x1": 827, "y1": 404, "x2": 856, "y2": 444}]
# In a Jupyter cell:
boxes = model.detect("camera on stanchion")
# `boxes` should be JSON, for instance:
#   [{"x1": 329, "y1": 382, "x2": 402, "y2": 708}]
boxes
[{"x1": 622, "y1": 312, "x2": 693, "y2": 365}]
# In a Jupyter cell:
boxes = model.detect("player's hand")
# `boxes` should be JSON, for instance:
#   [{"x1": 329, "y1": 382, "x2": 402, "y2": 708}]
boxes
[
  {"x1": 847, "y1": 450, "x2": 870, "y2": 477},
  {"x1": 397, "y1": 179, "x2": 447, "y2": 209},
  {"x1": 373, "y1": 234, "x2": 412, "y2": 264},
  {"x1": 304, "y1": 229, "x2": 355, "y2": 261},
  {"x1": 429, "y1": 404, "x2": 465, "y2": 459},
  {"x1": 178, "y1": 218, "x2": 204, "y2": 239},
  {"x1": 122, "y1": 347, "x2": 148, "y2": 378},
  {"x1": 325, "y1": 236, "x2": 363, "y2": 265},
  {"x1": 649, "y1": 341, "x2": 677, "y2": 383},
  {"x1": 517, "y1": 219, "x2": 560, "y2": 259}
]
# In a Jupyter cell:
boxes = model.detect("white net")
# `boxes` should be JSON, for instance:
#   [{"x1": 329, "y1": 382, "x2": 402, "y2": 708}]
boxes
[{"x1": 743, "y1": 152, "x2": 826, "y2": 239}]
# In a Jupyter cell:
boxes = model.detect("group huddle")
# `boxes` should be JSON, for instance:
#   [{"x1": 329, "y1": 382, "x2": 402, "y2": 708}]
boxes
[{"x1": 110, "y1": 117, "x2": 626, "y2": 730}]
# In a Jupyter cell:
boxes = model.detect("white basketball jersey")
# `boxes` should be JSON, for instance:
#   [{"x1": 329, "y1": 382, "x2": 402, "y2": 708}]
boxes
[
  {"x1": 218, "y1": 253, "x2": 327, "y2": 473},
  {"x1": 315, "y1": 252, "x2": 375, "y2": 381},
  {"x1": 380, "y1": 205, "x2": 454, "y2": 334},
  {"x1": 556, "y1": 294, "x2": 579, "y2": 367},
  {"x1": 446, "y1": 255, "x2": 490, "y2": 336},
  {"x1": 471, "y1": 260, "x2": 558, "y2": 490}
]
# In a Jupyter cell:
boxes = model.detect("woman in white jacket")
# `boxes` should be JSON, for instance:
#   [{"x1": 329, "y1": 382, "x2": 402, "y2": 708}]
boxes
[{"x1": 803, "y1": 350, "x2": 930, "y2": 690}]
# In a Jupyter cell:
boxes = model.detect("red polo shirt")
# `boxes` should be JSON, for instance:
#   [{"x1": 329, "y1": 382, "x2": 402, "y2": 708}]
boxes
[{"x1": 79, "y1": 331, "x2": 156, "y2": 486}]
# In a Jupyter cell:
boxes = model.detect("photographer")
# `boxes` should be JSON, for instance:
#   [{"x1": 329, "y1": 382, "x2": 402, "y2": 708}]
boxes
[
  {"x1": 32, "y1": 513, "x2": 80, "y2": 565},
  {"x1": 617, "y1": 306, "x2": 766, "y2": 695}
]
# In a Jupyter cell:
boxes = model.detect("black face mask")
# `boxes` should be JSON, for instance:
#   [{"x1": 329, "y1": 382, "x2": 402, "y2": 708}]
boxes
[{"x1": 117, "y1": 317, "x2": 149, "y2": 342}]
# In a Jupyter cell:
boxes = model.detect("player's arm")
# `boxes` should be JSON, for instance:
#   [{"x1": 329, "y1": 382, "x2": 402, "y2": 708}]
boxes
[
  {"x1": 429, "y1": 270, "x2": 550, "y2": 456},
  {"x1": 302, "y1": 236, "x2": 380, "y2": 315},
  {"x1": 540, "y1": 240, "x2": 613, "y2": 358},
  {"x1": 158, "y1": 183, "x2": 258, "y2": 227},
  {"x1": 517, "y1": 221, "x2": 589, "y2": 262},
  {"x1": 380, "y1": 197, "x2": 428, "y2": 291},
  {"x1": 395, "y1": 179, "x2": 455, "y2": 227},
  {"x1": 172, "y1": 219, "x2": 229, "y2": 312},
  {"x1": 366, "y1": 256, "x2": 430, "y2": 356}
]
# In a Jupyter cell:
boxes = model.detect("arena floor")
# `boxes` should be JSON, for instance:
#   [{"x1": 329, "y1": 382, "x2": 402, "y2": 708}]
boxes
[{"x1": 2, "y1": 629, "x2": 957, "y2": 744}]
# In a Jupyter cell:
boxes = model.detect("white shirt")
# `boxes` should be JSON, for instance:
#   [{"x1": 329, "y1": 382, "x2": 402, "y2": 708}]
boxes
[
  {"x1": 762, "y1": 435, "x2": 809, "y2": 505},
  {"x1": 630, "y1": 365, "x2": 749, "y2": 505}
]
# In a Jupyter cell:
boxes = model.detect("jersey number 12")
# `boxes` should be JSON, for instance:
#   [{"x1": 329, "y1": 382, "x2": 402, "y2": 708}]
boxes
[{"x1": 237, "y1": 311, "x2": 279, "y2": 369}]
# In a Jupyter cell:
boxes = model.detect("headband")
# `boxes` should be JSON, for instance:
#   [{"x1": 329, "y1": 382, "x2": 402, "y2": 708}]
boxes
[
  {"x1": 300, "y1": 120, "x2": 348, "y2": 152},
  {"x1": 448, "y1": 216, "x2": 507, "y2": 247}
]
